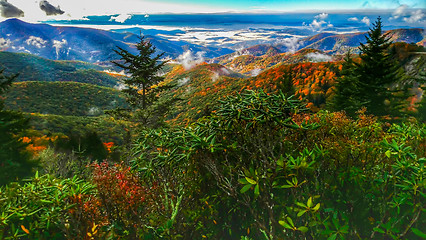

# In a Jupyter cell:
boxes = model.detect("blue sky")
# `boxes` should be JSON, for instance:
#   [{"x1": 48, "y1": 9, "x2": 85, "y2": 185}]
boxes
[
  {"x1": 160, "y1": 0, "x2": 425, "y2": 11},
  {"x1": 1, "y1": 0, "x2": 425, "y2": 23}
]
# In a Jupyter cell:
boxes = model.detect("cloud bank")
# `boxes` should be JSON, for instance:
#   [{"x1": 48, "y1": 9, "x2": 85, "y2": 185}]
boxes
[
  {"x1": 361, "y1": 16, "x2": 371, "y2": 25},
  {"x1": 110, "y1": 14, "x2": 132, "y2": 23},
  {"x1": 177, "y1": 50, "x2": 205, "y2": 70},
  {"x1": 26, "y1": 36, "x2": 47, "y2": 48},
  {"x1": 0, "y1": 37, "x2": 11, "y2": 49},
  {"x1": 390, "y1": 5, "x2": 425, "y2": 24},
  {"x1": 306, "y1": 52, "x2": 333, "y2": 62},
  {"x1": 304, "y1": 13, "x2": 333, "y2": 32},
  {"x1": 279, "y1": 37, "x2": 303, "y2": 53}
]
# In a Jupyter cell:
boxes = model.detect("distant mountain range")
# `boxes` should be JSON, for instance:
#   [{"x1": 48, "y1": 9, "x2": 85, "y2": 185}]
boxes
[
  {"x1": 297, "y1": 28, "x2": 425, "y2": 54},
  {"x1": 1, "y1": 19, "x2": 424, "y2": 64},
  {"x1": 235, "y1": 28, "x2": 425, "y2": 56},
  {"x1": 213, "y1": 28, "x2": 425, "y2": 75},
  {"x1": 0, "y1": 19, "x2": 232, "y2": 62}
]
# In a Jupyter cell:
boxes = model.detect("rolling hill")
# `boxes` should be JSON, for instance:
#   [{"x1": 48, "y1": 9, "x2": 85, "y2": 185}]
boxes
[
  {"x1": 163, "y1": 42, "x2": 425, "y2": 123},
  {"x1": 3, "y1": 81, "x2": 128, "y2": 116},
  {"x1": 0, "y1": 51, "x2": 121, "y2": 87},
  {"x1": 216, "y1": 48, "x2": 336, "y2": 76}
]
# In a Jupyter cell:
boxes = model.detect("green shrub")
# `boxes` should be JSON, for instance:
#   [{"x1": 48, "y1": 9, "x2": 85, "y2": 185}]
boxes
[{"x1": 0, "y1": 173, "x2": 94, "y2": 239}]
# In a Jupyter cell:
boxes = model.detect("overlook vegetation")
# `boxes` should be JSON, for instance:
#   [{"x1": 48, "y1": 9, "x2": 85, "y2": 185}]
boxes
[{"x1": 0, "y1": 17, "x2": 425, "y2": 240}]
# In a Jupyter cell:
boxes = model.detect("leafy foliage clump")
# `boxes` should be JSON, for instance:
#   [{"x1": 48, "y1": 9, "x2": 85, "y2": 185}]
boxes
[
  {"x1": 133, "y1": 90, "x2": 425, "y2": 239},
  {"x1": 0, "y1": 90, "x2": 424, "y2": 239}
]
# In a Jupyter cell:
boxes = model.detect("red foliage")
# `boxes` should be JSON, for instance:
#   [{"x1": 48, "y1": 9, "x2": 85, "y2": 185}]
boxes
[{"x1": 91, "y1": 162, "x2": 149, "y2": 211}]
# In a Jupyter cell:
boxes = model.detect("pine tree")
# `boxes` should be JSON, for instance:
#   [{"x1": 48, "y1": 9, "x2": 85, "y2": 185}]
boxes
[
  {"x1": 330, "y1": 51, "x2": 361, "y2": 116},
  {"x1": 354, "y1": 16, "x2": 402, "y2": 116},
  {"x1": 0, "y1": 69, "x2": 34, "y2": 185},
  {"x1": 112, "y1": 36, "x2": 167, "y2": 126},
  {"x1": 331, "y1": 17, "x2": 406, "y2": 117}
]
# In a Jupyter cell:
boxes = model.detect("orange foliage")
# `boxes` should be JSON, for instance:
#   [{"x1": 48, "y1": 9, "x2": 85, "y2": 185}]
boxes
[
  {"x1": 103, "y1": 142, "x2": 114, "y2": 153},
  {"x1": 21, "y1": 135, "x2": 58, "y2": 156}
]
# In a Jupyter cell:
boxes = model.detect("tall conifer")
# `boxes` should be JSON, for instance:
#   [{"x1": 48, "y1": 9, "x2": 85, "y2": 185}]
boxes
[
  {"x1": 332, "y1": 17, "x2": 405, "y2": 117},
  {"x1": 112, "y1": 36, "x2": 168, "y2": 126},
  {"x1": 355, "y1": 16, "x2": 402, "y2": 116}
]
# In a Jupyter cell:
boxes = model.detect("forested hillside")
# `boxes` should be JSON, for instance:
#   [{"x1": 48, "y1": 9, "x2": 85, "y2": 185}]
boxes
[
  {"x1": 4, "y1": 81, "x2": 127, "y2": 116},
  {"x1": 0, "y1": 52, "x2": 121, "y2": 87}
]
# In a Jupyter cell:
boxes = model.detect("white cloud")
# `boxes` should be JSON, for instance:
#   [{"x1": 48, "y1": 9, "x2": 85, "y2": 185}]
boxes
[
  {"x1": 211, "y1": 67, "x2": 230, "y2": 82},
  {"x1": 250, "y1": 68, "x2": 262, "y2": 77},
  {"x1": 87, "y1": 107, "x2": 101, "y2": 116},
  {"x1": 109, "y1": 14, "x2": 132, "y2": 23},
  {"x1": 211, "y1": 71, "x2": 220, "y2": 82},
  {"x1": 403, "y1": 9, "x2": 425, "y2": 23},
  {"x1": 279, "y1": 36, "x2": 302, "y2": 53},
  {"x1": 306, "y1": 52, "x2": 333, "y2": 62},
  {"x1": 26, "y1": 36, "x2": 47, "y2": 48},
  {"x1": 303, "y1": 13, "x2": 333, "y2": 32},
  {"x1": 361, "y1": 16, "x2": 370, "y2": 25},
  {"x1": 306, "y1": 19, "x2": 329, "y2": 32},
  {"x1": 52, "y1": 39, "x2": 67, "y2": 58},
  {"x1": 390, "y1": 4, "x2": 408, "y2": 20},
  {"x1": 177, "y1": 50, "x2": 205, "y2": 70},
  {"x1": 114, "y1": 82, "x2": 128, "y2": 90},
  {"x1": 315, "y1": 13, "x2": 328, "y2": 20},
  {"x1": 177, "y1": 77, "x2": 190, "y2": 86},
  {"x1": 348, "y1": 17, "x2": 359, "y2": 21},
  {"x1": 0, "y1": 38, "x2": 11, "y2": 49}
]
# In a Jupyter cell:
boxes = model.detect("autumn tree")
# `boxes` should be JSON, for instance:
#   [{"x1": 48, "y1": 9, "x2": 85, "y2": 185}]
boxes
[
  {"x1": 112, "y1": 36, "x2": 169, "y2": 127},
  {"x1": 0, "y1": 69, "x2": 34, "y2": 185}
]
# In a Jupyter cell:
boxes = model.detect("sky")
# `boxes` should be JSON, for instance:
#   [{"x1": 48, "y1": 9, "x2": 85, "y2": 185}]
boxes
[{"x1": 0, "y1": 0, "x2": 425, "y2": 22}]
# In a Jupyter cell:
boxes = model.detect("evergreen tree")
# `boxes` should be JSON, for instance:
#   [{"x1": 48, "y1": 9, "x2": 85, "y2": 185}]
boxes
[
  {"x1": 330, "y1": 51, "x2": 361, "y2": 116},
  {"x1": 0, "y1": 69, "x2": 34, "y2": 185},
  {"x1": 332, "y1": 17, "x2": 406, "y2": 117},
  {"x1": 354, "y1": 16, "x2": 402, "y2": 116},
  {"x1": 112, "y1": 36, "x2": 168, "y2": 126}
]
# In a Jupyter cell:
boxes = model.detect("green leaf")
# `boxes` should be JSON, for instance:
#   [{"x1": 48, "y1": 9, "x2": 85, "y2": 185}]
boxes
[
  {"x1": 296, "y1": 202, "x2": 307, "y2": 208},
  {"x1": 277, "y1": 156, "x2": 284, "y2": 167},
  {"x1": 373, "y1": 227, "x2": 385, "y2": 234},
  {"x1": 298, "y1": 226, "x2": 308, "y2": 233},
  {"x1": 307, "y1": 197, "x2": 313, "y2": 208},
  {"x1": 240, "y1": 184, "x2": 252, "y2": 193},
  {"x1": 297, "y1": 210, "x2": 307, "y2": 217},
  {"x1": 313, "y1": 203, "x2": 320, "y2": 211},
  {"x1": 385, "y1": 150, "x2": 391, "y2": 158},
  {"x1": 245, "y1": 177, "x2": 257, "y2": 185},
  {"x1": 286, "y1": 217, "x2": 295, "y2": 228},
  {"x1": 327, "y1": 233, "x2": 337, "y2": 240},
  {"x1": 412, "y1": 228, "x2": 426, "y2": 238},
  {"x1": 238, "y1": 178, "x2": 249, "y2": 184},
  {"x1": 279, "y1": 220, "x2": 292, "y2": 229},
  {"x1": 254, "y1": 184, "x2": 260, "y2": 197}
]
